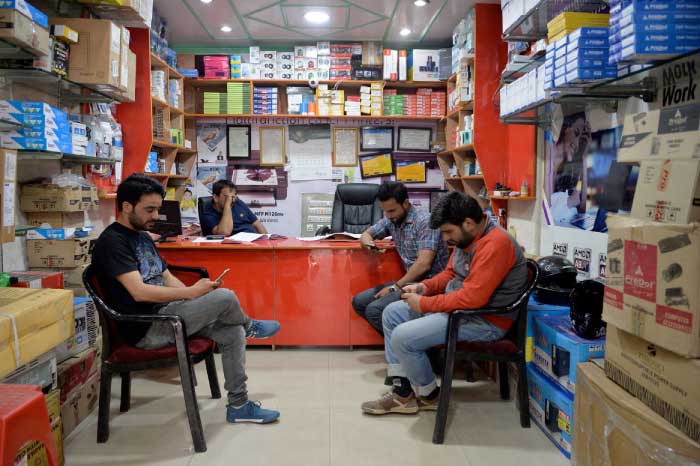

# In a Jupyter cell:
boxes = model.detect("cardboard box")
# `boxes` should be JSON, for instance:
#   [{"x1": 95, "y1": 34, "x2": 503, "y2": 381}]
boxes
[
  {"x1": 525, "y1": 296, "x2": 570, "y2": 362},
  {"x1": 631, "y1": 159, "x2": 700, "y2": 224},
  {"x1": 13, "y1": 388, "x2": 64, "y2": 466},
  {"x1": 409, "y1": 49, "x2": 441, "y2": 81},
  {"x1": 21, "y1": 184, "x2": 97, "y2": 212},
  {"x1": 57, "y1": 347, "x2": 98, "y2": 404},
  {"x1": 1, "y1": 349, "x2": 56, "y2": 390},
  {"x1": 0, "y1": 149, "x2": 16, "y2": 243},
  {"x1": 604, "y1": 325, "x2": 700, "y2": 443},
  {"x1": 532, "y1": 315, "x2": 606, "y2": 394},
  {"x1": 78, "y1": 0, "x2": 152, "y2": 28},
  {"x1": 573, "y1": 362, "x2": 700, "y2": 466},
  {"x1": 603, "y1": 215, "x2": 700, "y2": 357},
  {"x1": 55, "y1": 297, "x2": 98, "y2": 363},
  {"x1": 0, "y1": 288, "x2": 73, "y2": 378},
  {"x1": 27, "y1": 238, "x2": 91, "y2": 268},
  {"x1": 0, "y1": 9, "x2": 49, "y2": 56},
  {"x1": 8, "y1": 270, "x2": 64, "y2": 289},
  {"x1": 53, "y1": 18, "x2": 121, "y2": 90},
  {"x1": 26, "y1": 211, "x2": 85, "y2": 229},
  {"x1": 527, "y1": 365, "x2": 574, "y2": 458},
  {"x1": 120, "y1": 49, "x2": 136, "y2": 102},
  {"x1": 61, "y1": 368, "x2": 99, "y2": 437}
]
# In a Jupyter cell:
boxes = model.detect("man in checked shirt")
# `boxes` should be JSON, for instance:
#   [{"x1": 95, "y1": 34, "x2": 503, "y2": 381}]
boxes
[{"x1": 353, "y1": 182, "x2": 449, "y2": 338}]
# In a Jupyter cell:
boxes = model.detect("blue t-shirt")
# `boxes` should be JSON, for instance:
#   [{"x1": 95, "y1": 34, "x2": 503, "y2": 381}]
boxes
[{"x1": 201, "y1": 198, "x2": 258, "y2": 235}]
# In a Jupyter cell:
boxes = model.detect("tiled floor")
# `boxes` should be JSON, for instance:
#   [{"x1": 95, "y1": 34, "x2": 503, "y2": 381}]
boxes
[{"x1": 64, "y1": 349, "x2": 567, "y2": 466}]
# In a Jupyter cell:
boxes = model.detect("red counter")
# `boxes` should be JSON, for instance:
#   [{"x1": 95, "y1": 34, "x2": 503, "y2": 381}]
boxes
[{"x1": 157, "y1": 238, "x2": 404, "y2": 346}]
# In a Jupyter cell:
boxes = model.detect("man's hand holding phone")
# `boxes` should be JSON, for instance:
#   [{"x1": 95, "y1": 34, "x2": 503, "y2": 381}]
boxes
[
  {"x1": 214, "y1": 268, "x2": 230, "y2": 285},
  {"x1": 401, "y1": 283, "x2": 426, "y2": 295},
  {"x1": 189, "y1": 278, "x2": 219, "y2": 299},
  {"x1": 400, "y1": 283, "x2": 426, "y2": 313}
]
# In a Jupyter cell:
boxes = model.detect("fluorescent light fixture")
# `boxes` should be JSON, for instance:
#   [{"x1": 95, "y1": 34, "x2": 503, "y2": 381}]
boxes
[
  {"x1": 304, "y1": 10, "x2": 330, "y2": 24},
  {"x1": 414, "y1": 0, "x2": 429, "y2": 6},
  {"x1": 220, "y1": 25, "x2": 232, "y2": 32},
  {"x1": 400, "y1": 28, "x2": 411, "y2": 36},
  {"x1": 200, "y1": 0, "x2": 213, "y2": 3}
]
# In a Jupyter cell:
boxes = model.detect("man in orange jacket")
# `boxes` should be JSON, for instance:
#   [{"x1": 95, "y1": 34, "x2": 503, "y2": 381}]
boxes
[{"x1": 361, "y1": 191, "x2": 527, "y2": 415}]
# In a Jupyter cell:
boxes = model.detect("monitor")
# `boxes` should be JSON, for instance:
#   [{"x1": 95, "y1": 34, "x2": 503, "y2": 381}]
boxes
[{"x1": 152, "y1": 200, "x2": 182, "y2": 242}]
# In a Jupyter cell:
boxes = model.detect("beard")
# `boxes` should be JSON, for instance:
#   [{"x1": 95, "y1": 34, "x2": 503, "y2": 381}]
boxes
[
  {"x1": 453, "y1": 227, "x2": 475, "y2": 249},
  {"x1": 129, "y1": 212, "x2": 154, "y2": 231},
  {"x1": 390, "y1": 210, "x2": 408, "y2": 226}
]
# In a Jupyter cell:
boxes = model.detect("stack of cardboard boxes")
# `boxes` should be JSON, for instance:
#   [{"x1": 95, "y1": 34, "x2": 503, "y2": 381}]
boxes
[
  {"x1": 0, "y1": 149, "x2": 16, "y2": 244},
  {"x1": 0, "y1": 0, "x2": 50, "y2": 57},
  {"x1": 572, "y1": 54, "x2": 700, "y2": 465}
]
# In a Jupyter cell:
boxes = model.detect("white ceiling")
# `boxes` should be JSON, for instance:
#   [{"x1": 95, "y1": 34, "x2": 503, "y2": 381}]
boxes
[{"x1": 154, "y1": 0, "x2": 499, "y2": 49}]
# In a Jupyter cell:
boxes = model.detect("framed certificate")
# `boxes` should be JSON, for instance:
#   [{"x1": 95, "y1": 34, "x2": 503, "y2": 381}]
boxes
[
  {"x1": 395, "y1": 160, "x2": 427, "y2": 183},
  {"x1": 227, "y1": 125, "x2": 251, "y2": 159},
  {"x1": 259, "y1": 126, "x2": 286, "y2": 166},
  {"x1": 360, "y1": 126, "x2": 394, "y2": 151},
  {"x1": 359, "y1": 152, "x2": 394, "y2": 179},
  {"x1": 397, "y1": 127, "x2": 432, "y2": 152},
  {"x1": 332, "y1": 128, "x2": 358, "y2": 167}
]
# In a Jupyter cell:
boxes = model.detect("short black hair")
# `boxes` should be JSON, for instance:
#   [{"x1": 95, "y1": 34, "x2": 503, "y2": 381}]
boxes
[
  {"x1": 212, "y1": 179, "x2": 236, "y2": 196},
  {"x1": 377, "y1": 181, "x2": 408, "y2": 204},
  {"x1": 116, "y1": 174, "x2": 165, "y2": 212},
  {"x1": 430, "y1": 191, "x2": 483, "y2": 228}
]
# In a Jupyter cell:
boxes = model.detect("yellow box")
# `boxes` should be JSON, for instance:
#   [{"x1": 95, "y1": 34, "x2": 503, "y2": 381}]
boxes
[
  {"x1": 0, "y1": 288, "x2": 74, "y2": 378},
  {"x1": 370, "y1": 82, "x2": 384, "y2": 90}
]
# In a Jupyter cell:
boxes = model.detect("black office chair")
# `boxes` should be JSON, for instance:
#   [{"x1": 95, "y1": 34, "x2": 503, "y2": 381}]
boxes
[
  {"x1": 198, "y1": 196, "x2": 214, "y2": 236},
  {"x1": 316, "y1": 183, "x2": 383, "y2": 235}
]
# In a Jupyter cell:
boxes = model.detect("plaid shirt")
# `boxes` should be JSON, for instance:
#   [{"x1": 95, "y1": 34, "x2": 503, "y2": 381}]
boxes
[{"x1": 369, "y1": 206, "x2": 449, "y2": 277}]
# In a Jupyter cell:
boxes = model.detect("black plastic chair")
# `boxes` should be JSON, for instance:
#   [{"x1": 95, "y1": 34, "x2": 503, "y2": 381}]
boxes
[
  {"x1": 83, "y1": 264, "x2": 221, "y2": 453},
  {"x1": 432, "y1": 259, "x2": 540, "y2": 444},
  {"x1": 198, "y1": 196, "x2": 214, "y2": 236}
]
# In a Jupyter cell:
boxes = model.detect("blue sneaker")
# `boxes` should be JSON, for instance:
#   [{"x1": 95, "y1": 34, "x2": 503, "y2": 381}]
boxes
[
  {"x1": 227, "y1": 401, "x2": 280, "y2": 424},
  {"x1": 245, "y1": 319, "x2": 280, "y2": 339}
]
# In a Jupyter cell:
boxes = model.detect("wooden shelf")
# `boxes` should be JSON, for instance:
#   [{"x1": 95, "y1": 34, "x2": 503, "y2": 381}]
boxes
[
  {"x1": 145, "y1": 172, "x2": 169, "y2": 178},
  {"x1": 152, "y1": 139, "x2": 184, "y2": 149},
  {"x1": 177, "y1": 147, "x2": 197, "y2": 154},
  {"x1": 99, "y1": 193, "x2": 117, "y2": 200},
  {"x1": 443, "y1": 103, "x2": 473, "y2": 120},
  {"x1": 461, "y1": 175, "x2": 484, "y2": 180},
  {"x1": 445, "y1": 177, "x2": 462, "y2": 182},
  {"x1": 491, "y1": 196, "x2": 536, "y2": 201},
  {"x1": 186, "y1": 78, "x2": 447, "y2": 90},
  {"x1": 151, "y1": 96, "x2": 169, "y2": 108},
  {"x1": 438, "y1": 144, "x2": 475, "y2": 156},
  {"x1": 185, "y1": 113, "x2": 443, "y2": 121},
  {"x1": 151, "y1": 52, "x2": 183, "y2": 78},
  {"x1": 168, "y1": 174, "x2": 188, "y2": 180},
  {"x1": 170, "y1": 106, "x2": 184, "y2": 115}
]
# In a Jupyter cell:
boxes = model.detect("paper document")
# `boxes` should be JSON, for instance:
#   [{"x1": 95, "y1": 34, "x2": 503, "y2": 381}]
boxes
[
  {"x1": 295, "y1": 232, "x2": 362, "y2": 242},
  {"x1": 229, "y1": 232, "x2": 264, "y2": 242},
  {"x1": 192, "y1": 237, "x2": 224, "y2": 243}
]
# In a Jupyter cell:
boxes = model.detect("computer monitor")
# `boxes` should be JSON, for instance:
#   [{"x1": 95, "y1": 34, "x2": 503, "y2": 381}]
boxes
[{"x1": 152, "y1": 200, "x2": 182, "y2": 242}]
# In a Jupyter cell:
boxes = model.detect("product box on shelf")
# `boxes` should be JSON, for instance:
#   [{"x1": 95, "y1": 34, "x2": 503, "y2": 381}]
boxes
[
  {"x1": 532, "y1": 314, "x2": 606, "y2": 394},
  {"x1": 573, "y1": 362, "x2": 700, "y2": 466},
  {"x1": 408, "y1": 49, "x2": 441, "y2": 81},
  {"x1": 7, "y1": 270, "x2": 64, "y2": 289},
  {"x1": 27, "y1": 238, "x2": 91, "y2": 268},
  {"x1": 604, "y1": 325, "x2": 700, "y2": 443},
  {"x1": 603, "y1": 214, "x2": 700, "y2": 357},
  {"x1": 55, "y1": 297, "x2": 98, "y2": 363},
  {"x1": 1, "y1": 349, "x2": 57, "y2": 390},
  {"x1": 0, "y1": 148, "x2": 15, "y2": 243},
  {"x1": 527, "y1": 365, "x2": 574, "y2": 459},
  {"x1": 0, "y1": 7, "x2": 49, "y2": 56},
  {"x1": 21, "y1": 184, "x2": 98, "y2": 212},
  {"x1": 631, "y1": 159, "x2": 700, "y2": 225},
  {"x1": 0, "y1": 288, "x2": 73, "y2": 378}
]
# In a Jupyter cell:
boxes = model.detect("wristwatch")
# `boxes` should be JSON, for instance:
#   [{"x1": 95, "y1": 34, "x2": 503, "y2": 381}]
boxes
[{"x1": 388, "y1": 285, "x2": 399, "y2": 293}]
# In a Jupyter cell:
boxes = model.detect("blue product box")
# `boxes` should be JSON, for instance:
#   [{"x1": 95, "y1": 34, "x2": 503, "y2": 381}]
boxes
[
  {"x1": 0, "y1": 136, "x2": 71, "y2": 152},
  {"x1": 532, "y1": 315, "x2": 606, "y2": 394},
  {"x1": 554, "y1": 64, "x2": 567, "y2": 78},
  {"x1": 566, "y1": 37, "x2": 609, "y2": 53},
  {"x1": 620, "y1": 21, "x2": 699, "y2": 39},
  {"x1": 145, "y1": 152, "x2": 158, "y2": 173},
  {"x1": 565, "y1": 62, "x2": 618, "y2": 76},
  {"x1": 621, "y1": 41, "x2": 699, "y2": 60},
  {"x1": 554, "y1": 55, "x2": 567, "y2": 70},
  {"x1": 611, "y1": 2, "x2": 621, "y2": 16},
  {"x1": 621, "y1": 32, "x2": 700, "y2": 49},
  {"x1": 527, "y1": 365, "x2": 574, "y2": 459},
  {"x1": 566, "y1": 55, "x2": 607, "y2": 67},
  {"x1": 554, "y1": 37, "x2": 568, "y2": 49},
  {"x1": 26, "y1": 227, "x2": 91, "y2": 240},
  {"x1": 0, "y1": 0, "x2": 49, "y2": 28},
  {"x1": 15, "y1": 127, "x2": 71, "y2": 140},
  {"x1": 554, "y1": 75, "x2": 568, "y2": 88},
  {"x1": 620, "y1": 11, "x2": 700, "y2": 28},
  {"x1": 622, "y1": 0, "x2": 700, "y2": 14},
  {"x1": 565, "y1": 48, "x2": 608, "y2": 62},
  {"x1": 568, "y1": 27, "x2": 610, "y2": 41},
  {"x1": 525, "y1": 296, "x2": 569, "y2": 363},
  {"x1": 554, "y1": 46, "x2": 568, "y2": 60}
]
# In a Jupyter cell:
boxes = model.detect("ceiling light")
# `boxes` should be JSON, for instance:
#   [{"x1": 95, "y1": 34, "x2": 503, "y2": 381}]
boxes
[
  {"x1": 400, "y1": 28, "x2": 411, "y2": 36},
  {"x1": 220, "y1": 25, "x2": 232, "y2": 32},
  {"x1": 200, "y1": 0, "x2": 213, "y2": 3},
  {"x1": 304, "y1": 11, "x2": 330, "y2": 24},
  {"x1": 414, "y1": 0, "x2": 429, "y2": 6}
]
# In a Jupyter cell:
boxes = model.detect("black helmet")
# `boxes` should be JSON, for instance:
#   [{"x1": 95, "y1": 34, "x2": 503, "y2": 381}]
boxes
[
  {"x1": 534, "y1": 256, "x2": 577, "y2": 306},
  {"x1": 570, "y1": 279, "x2": 606, "y2": 340}
]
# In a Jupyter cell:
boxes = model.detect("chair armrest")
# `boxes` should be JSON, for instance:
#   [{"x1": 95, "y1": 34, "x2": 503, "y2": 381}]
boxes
[
  {"x1": 168, "y1": 265, "x2": 209, "y2": 278},
  {"x1": 107, "y1": 312, "x2": 184, "y2": 324}
]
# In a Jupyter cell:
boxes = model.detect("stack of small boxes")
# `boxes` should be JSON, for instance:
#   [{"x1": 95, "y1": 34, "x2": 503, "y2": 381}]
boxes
[
  {"x1": 49, "y1": 24, "x2": 78, "y2": 76},
  {"x1": 70, "y1": 120, "x2": 87, "y2": 156},
  {"x1": 0, "y1": 101, "x2": 71, "y2": 153},
  {"x1": 203, "y1": 92, "x2": 225, "y2": 114},
  {"x1": 383, "y1": 90, "x2": 403, "y2": 116},
  {"x1": 329, "y1": 43, "x2": 354, "y2": 81},
  {"x1": 360, "y1": 83, "x2": 383, "y2": 116},
  {"x1": 151, "y1": 70, "x2": 166, "y2": 101},
  {"x1": 245, "y1": 47, "x2": 262, "y2": 79},
  {"x1": 276, "y1": 51, "x2": 294, "y2": 80},
  {"x1": 229, "y1": 54, "x2": 242, "y2": 79},
  {"x1": 253, "y1": 87, "x2": 278, "y2": 115},
  {"x1": 449, "y1": 58, "x2": 473, "y2": 111},
  {"x1": 168, "y1": 79, "x2": 181, "y2": 109},
  {"x1": 226, "y1": 82, "x2": 251, "y2": 115},
  {"x1": 547, "y1": 11, "x2": 610, "y2": 42},
  {"x1": 609, "y1": 0, "x2": 700, "y2": 65},
  {"x1": 554, "y1": 27, "x2": 616, "y2": 88},
  {"x1": 317, "y1": 41, "x2": 331, "y2": 80},
  {"x1": 315, "y1": 86, "x2": 344, "y2": 116},
  {"x1": 286, "y1": 87, "x2": 315, "y2": 115},
  {"x1": 203, "y1": 55, "x2": 229, "y2": 79},
  {"x1": 260, "y1": 50, "x2": 277, "y2": 80},
  {"x1": 344, "y1": 96, "x2": 360, "y2": 116}
]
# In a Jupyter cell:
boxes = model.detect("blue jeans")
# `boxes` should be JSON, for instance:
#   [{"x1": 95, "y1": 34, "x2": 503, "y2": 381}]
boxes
[
  {"x1": 352, "y1": 282, "x2": 401, "y2": 336},
  {"x1": 382, "y1": 300, "x2": 506, "y2": 396}
]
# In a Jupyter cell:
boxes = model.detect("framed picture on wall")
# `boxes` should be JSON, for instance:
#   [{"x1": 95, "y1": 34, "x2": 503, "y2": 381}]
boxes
[
  {"x1": 397, "y1": 127, "x2": 432, "y2": 152},
  {"x1": 227, "y1": 125, "x2": 251, "y2": 159},
  {"x1": 259, "y1": 126, "x2": 286, "y2": 166},
  {"x1": 359, "y1": 152, "x2": 394, "y2": 179},
  {"x1": 332, "y1": 128, "x2": 358, "y2": 167},
  {"x1": 360, "y1": 126, "x2": 394, "y2": 151},
  {"x1": 395, "y1": 160, "x2": 427, "y2": 183}
]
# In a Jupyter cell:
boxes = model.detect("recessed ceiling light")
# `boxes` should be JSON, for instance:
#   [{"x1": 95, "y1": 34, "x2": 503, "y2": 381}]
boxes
[
  {"x1": 220, "y1": 25, "x2": 232, "y2": 32},
  {"x1": 414, "y1": 0, "x2": 429, "y2": 6},
  {"x1": 200, "y1": 0, "x2": 213, "y2": 4},
  {"x1": 304, "y1": 10, "x2": 330, "y2": 24},
  {"x1": 400, "y1": 28, "x2": 411, "y2": 36}
]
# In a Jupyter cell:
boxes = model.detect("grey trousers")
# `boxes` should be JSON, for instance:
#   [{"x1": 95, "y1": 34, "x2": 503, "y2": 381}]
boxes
[{"x1": 137, "y1": 288, "x2": 251, "y2": 406}]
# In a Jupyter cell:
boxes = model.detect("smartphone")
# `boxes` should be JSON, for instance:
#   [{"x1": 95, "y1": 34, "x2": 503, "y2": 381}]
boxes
[
  {"x1": 367, "y1": 243, "x2": 379, "y2": 251},
  {"x1": 207, "y1": 235, "x2": 225, "y2": 240},
  {"x1": 214, "y1": 268, "x2": 230, "y2": 283}
]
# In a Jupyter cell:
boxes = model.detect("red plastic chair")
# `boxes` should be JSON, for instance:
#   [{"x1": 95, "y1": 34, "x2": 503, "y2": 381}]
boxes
[{"x1": 0, "y1": 384, "x2": 58, "y2": 466}]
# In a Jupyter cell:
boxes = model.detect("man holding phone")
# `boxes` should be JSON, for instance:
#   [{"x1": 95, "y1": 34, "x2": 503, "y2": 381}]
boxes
[
  {"x1": 352, "y1": 182, "x2": 449, "y2": 337},
  {"x1": 92, "y1": 174, "x2": 281, "y2": 424},
  {"x1": 201, "y1": 180, "x2": 268, "y2": 236}
]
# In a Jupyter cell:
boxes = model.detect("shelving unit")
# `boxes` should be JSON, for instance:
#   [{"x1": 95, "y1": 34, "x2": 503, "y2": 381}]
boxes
[
  {"x1": 502, "y1": 0, "x2": 608, "y2": 42},
  {"x1": 17, "y1": 150, "x2": 117, "y2": 165},
  {"x1": 184, "y1": 113, "x2": 443, "y2": 121}
]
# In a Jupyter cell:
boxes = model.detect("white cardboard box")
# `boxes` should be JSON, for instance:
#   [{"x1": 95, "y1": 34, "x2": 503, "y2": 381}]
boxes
[{"x1": 631, "y1": 159, "x2": 700, "y2": 224}]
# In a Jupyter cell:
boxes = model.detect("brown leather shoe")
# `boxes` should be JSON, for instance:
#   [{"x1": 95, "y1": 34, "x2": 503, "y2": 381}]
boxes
[{"x1": 361, "y1": 391, "x2": 419, "y2": 415}]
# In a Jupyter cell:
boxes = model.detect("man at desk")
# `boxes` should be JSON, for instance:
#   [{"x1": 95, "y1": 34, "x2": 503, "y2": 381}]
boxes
[
  {"x1": 353, "y1": 182, "x2": 449, "y2": 336},
  {"x1": 201, "y1": 180, "x2": 268, "y2": 236}
]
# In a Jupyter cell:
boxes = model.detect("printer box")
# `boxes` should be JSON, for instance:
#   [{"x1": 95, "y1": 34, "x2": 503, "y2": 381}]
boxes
[
  {"x1": 527, "y1": 365, "x2": 574, "y2": 459},
  {"x1": 525, "y1": 296, "x2": 570, "y2": 362},
  {"x1": 631, "y1": 159, "x2": 700, "y2": 224}
]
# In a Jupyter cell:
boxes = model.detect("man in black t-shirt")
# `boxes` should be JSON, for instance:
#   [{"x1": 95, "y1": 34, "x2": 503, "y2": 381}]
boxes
[{"x1": 91, "y1": 174, "x2": 280, "y2": 424}]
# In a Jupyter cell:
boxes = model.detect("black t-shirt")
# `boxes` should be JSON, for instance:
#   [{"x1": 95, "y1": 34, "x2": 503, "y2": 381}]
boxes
[{"x1": 91, "y1": 222, "x2": 168, "y2": 345}]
